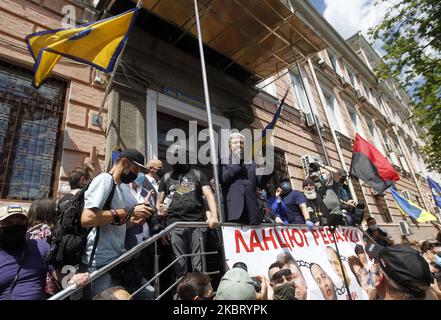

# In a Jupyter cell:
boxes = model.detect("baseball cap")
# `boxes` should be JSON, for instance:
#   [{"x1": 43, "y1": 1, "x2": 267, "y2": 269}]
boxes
[
  {"x1": 215, "y1": 268, "x2": 256, "y2": 300},
  {"x1": 0, "y1": 205, "x2": 28, "y2": 222},
  {"x1": 379, "y1": 245, "x2": 431, "y2": 293},
  {"x1": 354, "y1": 244, "x2": 364, "y2": 255},
  {"x1": 118, "y1": 149, "x2": 147, "y2": 172},
  {"x1": 364, "y1": 241, "x2": 384, "y2": 260}
]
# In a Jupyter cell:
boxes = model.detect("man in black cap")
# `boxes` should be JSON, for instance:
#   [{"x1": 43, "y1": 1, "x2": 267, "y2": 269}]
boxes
[
  {"x1": 367, "y1": 243, "x2": 432, "y2": 299},
  {"x1": 80, "y1": 148, "x2": 156, "y2": 299}
]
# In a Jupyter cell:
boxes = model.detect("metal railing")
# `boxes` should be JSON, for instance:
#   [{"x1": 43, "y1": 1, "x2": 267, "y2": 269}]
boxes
[
  {"x1": 49, "y1": 221, "x2": 368, "y2": 300},
  {"x1": 49, "y1": 221, "x2": 216, "y2": 300}
]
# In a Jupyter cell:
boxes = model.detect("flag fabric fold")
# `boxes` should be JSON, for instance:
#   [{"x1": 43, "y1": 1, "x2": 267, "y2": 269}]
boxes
[
  {"x1": 25, "y1": 7, "x2": 139, "y2": 88},
  {"x1": 350, "y1": 133, "x2": 399, "y2": 194},
  {"x1": 428, "y1": 177, "x2": 441, "y2": 209},
  {"x1": 390, "y1": 188, "x2": 437, "y2": 223},
  {"x1": 252, "y1": 87, "x2": 289, "y2": 159}
]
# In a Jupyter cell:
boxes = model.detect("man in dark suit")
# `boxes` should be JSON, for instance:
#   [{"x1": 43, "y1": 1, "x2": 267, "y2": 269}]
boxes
[{"x1": 220, "y1": 133, "x2": 268, "y2": 225}]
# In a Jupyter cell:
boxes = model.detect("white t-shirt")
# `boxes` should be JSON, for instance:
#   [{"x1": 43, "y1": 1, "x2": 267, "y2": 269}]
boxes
[
  {"x1": 82, "y1": 173, "x2": 128, "y2": 267},
  {"x1": 120, "y1": 183, "x2": 150, "y2": 243}
]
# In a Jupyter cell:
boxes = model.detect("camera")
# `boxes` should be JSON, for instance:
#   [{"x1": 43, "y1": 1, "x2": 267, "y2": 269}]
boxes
[
  {"x1": 327, "y1": 202, "x2": 366, "y2": 227},
  {"x1": 251, "y1": 277, "x2": 262, "y2": 293},
  {"x1": 232, "y1": 262, "x2": 261, "y2": 293},
  {"x1": 352, "y1": 202, "x2": 366, "y2": 226},
  {"x1": 309, "y1": 162, "x2": 320, "y2": 173}
]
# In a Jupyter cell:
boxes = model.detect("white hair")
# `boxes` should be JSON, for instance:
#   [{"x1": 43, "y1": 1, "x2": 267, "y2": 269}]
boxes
[{"x1": 228, "y1": 132, "x2": 245, "y2": 144}]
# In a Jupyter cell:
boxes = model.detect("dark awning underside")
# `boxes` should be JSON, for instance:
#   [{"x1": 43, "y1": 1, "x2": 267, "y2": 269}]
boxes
[{"x1": 136, "y1": 0, "x2": 327, "y2": 81}]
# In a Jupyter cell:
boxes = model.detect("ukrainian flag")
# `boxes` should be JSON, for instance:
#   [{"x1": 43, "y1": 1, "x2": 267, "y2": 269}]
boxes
[
  {"x1": 252, "y1": 87, "x2": 289, "y2": 158},
  {"x1": 390, "y1": 188, "x2": 437, "y2": 223},
  {"x1": 25, "y1": 7, "x2": 139, "y2": 88}
]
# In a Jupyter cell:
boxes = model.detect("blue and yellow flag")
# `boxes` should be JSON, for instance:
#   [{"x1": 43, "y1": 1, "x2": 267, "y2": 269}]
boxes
[
  {"x1": 252, "y1": 86, "x2": 289, "y2": 158},
  {"x1": 25, "y1": 7, "x2": 139, "y2": 88},
  {"x1": 390, "y1": 188, "x2": 437, "y2": 223},
  {"x1": 428, "y1": 177, "x2": 441, "y2": 209}
]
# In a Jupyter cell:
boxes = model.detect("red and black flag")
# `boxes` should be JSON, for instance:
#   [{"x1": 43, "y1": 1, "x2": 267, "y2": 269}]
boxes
[{"x1": 350, "y1": 134, "x2": 399, "y2": 193}]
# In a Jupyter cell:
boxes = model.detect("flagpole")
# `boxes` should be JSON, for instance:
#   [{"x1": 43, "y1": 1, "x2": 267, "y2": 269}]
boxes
[
  {"x1": 307, "y1": 58, "x2": 359, "y2": 203},
  {"x1": 92, "y1": 1, "x2": 143, "y2": 126},
  {"x1": 392, "y1": 125, "x2": 432, "y2": 213},
  {"x1": 193, "y1": 0, "x2": 224, "y2": 223}
]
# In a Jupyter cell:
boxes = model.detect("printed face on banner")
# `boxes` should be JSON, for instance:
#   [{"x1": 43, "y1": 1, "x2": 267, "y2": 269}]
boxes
[{"x1": 221, "y1": 225, "x2": 372, "y2": 300}]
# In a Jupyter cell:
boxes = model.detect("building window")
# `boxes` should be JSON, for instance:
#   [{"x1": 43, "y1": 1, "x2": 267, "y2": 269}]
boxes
[
  {"x1": 328, "y1": 51, "x2": 337, "y2": 71},
  {"x1": 290, "y1": 70, "x2": 309, "y2": 112},
  {"x1": 256, "y1": 76, "x2": 277, "y2": 97},
  {"x1": 380, "y1": 128, "x2": 399, "y2": 166},
  {"x1": 346, "y1": 103, "x2": 365, "y2": 138},
  {"x1": 266, "y1": 148, "x2": 289, "y2": 196},
  {"x1": 366, "y1": 119, "x2": 386, "y2": 155},
  {"x1": 0, "y1": 61, "x2": 66, "y2": 200},
  {"x1": 346, "y1": 66, "x2": 358, "y2": 89},
  {"x1": 323, "y1": 91, "x2": 347, "y2": 135}
]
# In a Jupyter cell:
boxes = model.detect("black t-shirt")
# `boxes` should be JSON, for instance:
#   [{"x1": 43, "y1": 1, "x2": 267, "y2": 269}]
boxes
[{"x1": 158, "y1": 169, "x2": 209, "y2": 225}]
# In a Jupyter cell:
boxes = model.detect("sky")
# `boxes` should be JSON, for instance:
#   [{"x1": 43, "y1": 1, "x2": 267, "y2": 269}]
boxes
[{"x1": 308, "y1": 0, "x2": 399, "y2": 55}]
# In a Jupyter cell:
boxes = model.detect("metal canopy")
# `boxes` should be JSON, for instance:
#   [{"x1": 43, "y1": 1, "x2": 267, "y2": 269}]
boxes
[{"x1": 137, "y1": 0, "x2": 327, "y2": 81}]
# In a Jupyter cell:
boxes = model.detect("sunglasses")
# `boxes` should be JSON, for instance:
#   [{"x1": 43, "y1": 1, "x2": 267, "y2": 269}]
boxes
[{"x1": 271, "y1": 268, "x2": 293, "y2": 284}]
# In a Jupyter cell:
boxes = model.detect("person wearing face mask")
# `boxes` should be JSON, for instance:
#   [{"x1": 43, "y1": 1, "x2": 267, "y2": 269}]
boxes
[
  {"x1": 268, "y1": 261, "x2": 297, "y2": 300},
  {"x1": 365, "y1": 217, "x2": 394, "y2": 247},
  {"x1": 256, "y1": 187, "x2": 283, "y2": 224},
  {"x1": 143, "y1": 160, "x2": 164, "y2": 206},
  {"x1": 80, "y1": 148, "x2": 156, "y2": 299},
  {"x1": 156, "y1": 145, "x2": 219, "y2": 280},
  {"x1": 309, "y1": 162, "x2": 358, "y2": 227},
  {"x1": 268, "y1": 178, "x2": 314, "y2": 230},
  {"x1": 0, "y1": 205, "x2": 89, "y2": 300}
]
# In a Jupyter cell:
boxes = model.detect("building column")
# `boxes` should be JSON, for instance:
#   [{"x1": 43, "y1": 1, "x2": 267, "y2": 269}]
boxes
[{"x1": 146, "y1": 89, "x2": 158, "y2": 160}]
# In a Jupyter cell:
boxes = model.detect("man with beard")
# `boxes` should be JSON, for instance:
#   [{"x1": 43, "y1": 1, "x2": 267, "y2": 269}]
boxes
[
  {"x1": 268, "y1": 177, "x2": 314, "y2": 230},
  {"x1": 0, "y1": 205, "x2": 88, "y2": 299},
  {"x1": 302, "y1": 178, "x2": 322, "y2": 226},
  {"x1": 157, "y1": 145, "x2": 218, "y2": 279}
]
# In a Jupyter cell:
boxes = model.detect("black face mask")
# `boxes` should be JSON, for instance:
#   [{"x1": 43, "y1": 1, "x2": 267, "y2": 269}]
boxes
[
  {"x1": 173, "y1": 164, "x2": 190, "y2": 173},
  {"x1": 0, "y1": 225, "x2": 27, "y2": 251},
  {"x1": 273, "y1": 282, "x2": 297, "y2": 300},
  {"x1": 121, "y1": 169, "x2": 138, "y2": 184},
  {"x1": 156, "y1": 170, "x2": 164, "y2": 179}
]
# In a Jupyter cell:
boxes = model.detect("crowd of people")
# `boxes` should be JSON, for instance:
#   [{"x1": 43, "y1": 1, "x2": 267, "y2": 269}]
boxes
[{"x1": 0, "y1": 132, "x2": 440, "y2": 300}]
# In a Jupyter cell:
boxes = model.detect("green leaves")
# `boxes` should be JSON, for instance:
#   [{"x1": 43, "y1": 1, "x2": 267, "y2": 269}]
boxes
[{"x1": 370, "y1": 0, "x2": 441, "y2": 171}]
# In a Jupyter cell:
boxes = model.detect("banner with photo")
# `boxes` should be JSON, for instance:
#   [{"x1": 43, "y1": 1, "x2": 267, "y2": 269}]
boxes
[{"x1": 222, "y1": 225, "x2": 375, "y2": 300}]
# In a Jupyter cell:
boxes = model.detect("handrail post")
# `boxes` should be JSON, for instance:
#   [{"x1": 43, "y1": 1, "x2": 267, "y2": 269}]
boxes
[
  {"x1": 200, "y1": 232, "x2": 206, "y2": 274},
  {"x1": 154, "y1": 240, "x2": 160, "y2": 298}
]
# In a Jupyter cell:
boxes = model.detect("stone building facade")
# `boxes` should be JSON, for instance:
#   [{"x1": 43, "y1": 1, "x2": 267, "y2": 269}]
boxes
[{"x1": 0, "y1": 0, "x2": 439, "y2": 242}]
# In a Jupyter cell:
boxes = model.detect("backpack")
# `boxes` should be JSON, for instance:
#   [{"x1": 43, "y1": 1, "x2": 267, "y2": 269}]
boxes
[{"x1": 47, "y1": 174, "x2": 116, "y2": 268}]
